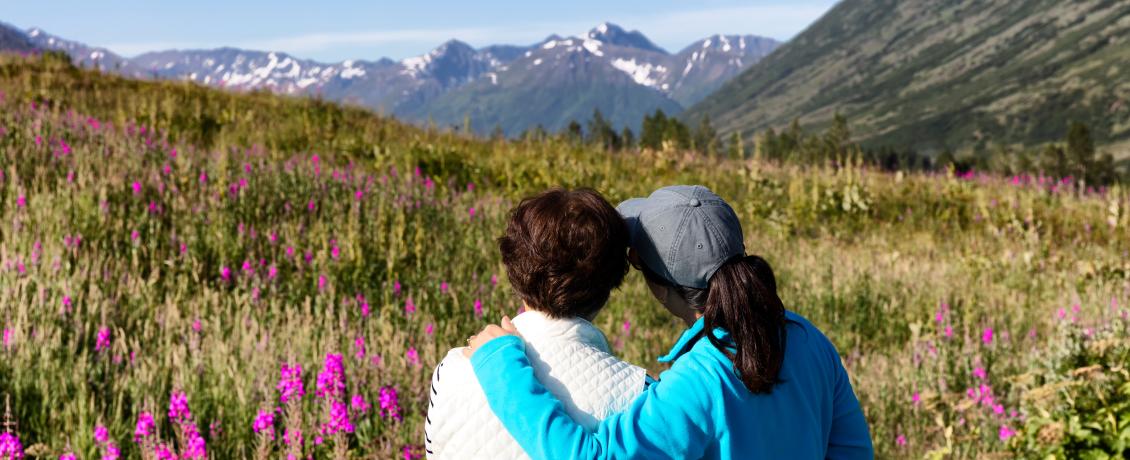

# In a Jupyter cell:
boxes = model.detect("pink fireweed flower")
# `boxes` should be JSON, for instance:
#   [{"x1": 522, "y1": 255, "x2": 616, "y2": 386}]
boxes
[
  {"x1": 59, "y1": 453, "x2": 76, "y2": 460},
  {"x1": 379, "y1": 386, "x2": 402, "y2": 421},
  {"x1": 0, "y1": 432, "x2": 23, "y2": 459},
  {"x1": 252, "y1": 409, "x2": 276, "y2": 437},
  {"x1": 267, "y1": 265, "x2": 278, "y2": 280},
  {"x1": 425, "y1": 323, "x2": 434, "y2": 336},
  {"x1": 153, "y1": 445, "x2": 176, "y2": 460},
  {"x1": 353, "y1": 336, "x2": 366, "y2": 361},
  {"x1": 356, "y1": 294, "x2": 370, "y2": 317},
  {"x1": 168, "y1": 391, "x2": 192, "y2": 423},
  {"x1": 307, "y1": 200, "x2": 316, "y2": 212},
  {"x1": 94, "y1": 425, "x2": 110, "y2": 444},
  {"x1": 973, "y1": 367, "x2": 987, "y2": 380},
  {"x1": 393, "y1": 280, "x2": 402, "y2": 296},
  {"x1": 351, "y1": 394, "x2": 370, "y2": 415},
  {"x1": 331, "y1": 243, "x2": 340, "y2": 260},
  {"x1": 321, "y1": 400, "x2": 354, "y2": 436},
  {"x1": 242, "y1": 260, "x2": 255, "y2": 275},
  {"x1": 944, "y1": 326, "x2": 953, "y2": 338},
  {"x1": 132, "y1": 181, "x2": 142, "y2": 195},
  {"x1": 316, "y1": 353, "x2": 346, "y2": 399},
  {"x1": 405, "y1": 296, "x2": 416, "y2": 316},
  {"x1": 130, "y1": 230, "x2": 140, "y2": 241},
  {"x1": 468, "y1": 207, "x2": 476, "y2": 219},
  {"x1": 998, "y1": 424, "x2": 1015, "y2": 441},
  {"x1": 278, "y1": 363, "x2": 305, "y2": 404},
  {"x1": 101, "y1": 443, "x2": 120, "y2": 460},
  {"x1": 623, "y1": 320, "x2": 632, "y2": 334},
  {"x1": 198, "y1": 172, "x2": 207, "y2": 184},
  {"x1": 2, "y1": 328, "x2": 12, "y2": 349},
  {"x1": 16, "y1": 195, "x2": 26, "y2": 208},
  {"x1": 406, "y1": 347, "x2": 420, "y2": 367},
  {"x1": 95, "y1": 326, "x2": 112, "y2": 352},
  {"x1": 473, "y1": 299, "x2": 483, "y2": 318},
  {"x1": 982, "y1": 327, "x2": 993, "y2": 345},
  {"x1": 192, "y1": 319, "x2": 202, "y2": 334},
  {"x1": 220, "y1": 266, "x2": 232, "y2": 281},
  {"x1": 490, "y1": 274, "x2": 498, "y2": 287},
  {"x1": 181, "y1": 423, "x2": 207, "y2": 459},
  {"x1": 440, "y1": 281, "x2": 448, "y2": 294},
  {"x1": 135, "y1": 411, "x2": 156, "y2": 442},
  {"x1": 911, "y1": 392, "x2": 920, "y2": 405},
  {"x1": 895, "y1": 434, "x2": 906, "y2": 447},
  {"x1": 318, "y1": 274, "x2": 328, "y2": 291}
]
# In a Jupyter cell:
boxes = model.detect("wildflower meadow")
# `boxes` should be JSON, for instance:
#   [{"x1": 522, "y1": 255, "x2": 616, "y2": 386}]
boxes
[{"x1": 0, "y1": 53, "x2": 1128, "y2": 459}]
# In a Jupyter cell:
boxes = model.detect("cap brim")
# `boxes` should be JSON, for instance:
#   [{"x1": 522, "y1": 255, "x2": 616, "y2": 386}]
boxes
[{"x1": 616, "y1": 198, "x2": 649, "y2": 246}]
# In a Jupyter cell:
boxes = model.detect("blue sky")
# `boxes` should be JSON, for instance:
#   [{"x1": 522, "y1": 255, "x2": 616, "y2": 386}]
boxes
[{"x1": 4, "y1": 0, "x2": 837, "y2": 62}]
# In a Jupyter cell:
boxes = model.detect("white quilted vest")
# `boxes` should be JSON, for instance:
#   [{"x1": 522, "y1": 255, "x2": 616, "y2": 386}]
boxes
[{"x1": 424, "y1": 310, "x2": 647, "y2": 459}]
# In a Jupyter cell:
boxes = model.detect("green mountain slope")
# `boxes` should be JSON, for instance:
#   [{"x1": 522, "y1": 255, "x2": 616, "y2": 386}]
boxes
[{"x1": 687, "y1": 0, "x2": 1130, "y2": 153}]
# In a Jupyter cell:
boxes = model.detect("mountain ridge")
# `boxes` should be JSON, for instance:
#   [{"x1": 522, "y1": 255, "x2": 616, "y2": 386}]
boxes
[{"x1": 2, "y1": 21, "x2": 779, "y2": 136}]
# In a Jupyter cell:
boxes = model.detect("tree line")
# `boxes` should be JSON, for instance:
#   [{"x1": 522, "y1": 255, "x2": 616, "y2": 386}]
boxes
[{"x1": 524, "y1": 109, "x2": 1127, "y2": 186}]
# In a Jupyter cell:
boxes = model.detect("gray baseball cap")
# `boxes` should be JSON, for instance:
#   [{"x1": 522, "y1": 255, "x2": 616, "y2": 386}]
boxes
[{"x1": 617, "y1": 185, "x2": 745, "y2": 289}]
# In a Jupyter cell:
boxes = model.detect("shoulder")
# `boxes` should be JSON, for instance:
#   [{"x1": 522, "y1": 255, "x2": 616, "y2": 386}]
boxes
[{"x1": 426, "y1": 349, "x2": 494, "y2": 457}]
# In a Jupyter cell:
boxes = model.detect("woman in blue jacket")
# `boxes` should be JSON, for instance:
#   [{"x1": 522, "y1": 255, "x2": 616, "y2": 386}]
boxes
[{"x1": 465, "y1": 185, "x2": 874, "y2": 459}]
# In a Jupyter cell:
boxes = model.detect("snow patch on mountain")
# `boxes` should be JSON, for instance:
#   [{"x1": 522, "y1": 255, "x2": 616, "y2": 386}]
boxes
[{"x1": 611, "y1": 58, "x2": 666, "y2": 88}]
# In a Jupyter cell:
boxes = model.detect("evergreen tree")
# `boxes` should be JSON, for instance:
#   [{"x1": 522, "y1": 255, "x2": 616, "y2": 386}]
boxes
[
  {"x1": 729, "y1": 131, "x2": 745, "y2": 160},
  {"x1": 824, "y1": 112, "x2": 851, "y2": 160},
  {"x1": 640, "y1": 110, "x2": 667, "y2": 150},
  {"x1": 1066, "y1": 121, "x2": 1094, "y2": 182},
  {"x1": 760, "y1": 127, "x2": 780, "y2": 161},
  {"x1": 564, "y1": 120, "x2": 584, "y2": 144},
  {"x1": 1041, "y1": 144, "x2": 1069, "y2": 178},
  {"x1": 620, "y1": 126, "x2": 636, "y2": 150},
  {"x1": 692, "y1": 115, "x2": 718, "y2": 156},
  {"x1": 586, "y1": 109, "x2": 620, "y2": 151}
]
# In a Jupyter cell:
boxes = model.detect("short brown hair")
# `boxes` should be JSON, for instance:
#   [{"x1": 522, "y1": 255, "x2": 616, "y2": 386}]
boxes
[{"x1": 499, "y1": 188, "x2": 629, "y2": 319}]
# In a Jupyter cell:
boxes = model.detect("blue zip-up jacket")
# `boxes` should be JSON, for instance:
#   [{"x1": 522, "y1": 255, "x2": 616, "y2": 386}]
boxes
[{"x1": 470, "y1": 311, "x2": 873, "y2": 459}]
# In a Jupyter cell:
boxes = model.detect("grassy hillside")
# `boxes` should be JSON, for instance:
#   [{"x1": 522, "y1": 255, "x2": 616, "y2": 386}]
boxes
[
  {"x1": 1, "y1": 53, "x2": 1129, "y2": 459},
  {"x1": 687, "y1": 0, "x2": 1130, "y2": 155}
]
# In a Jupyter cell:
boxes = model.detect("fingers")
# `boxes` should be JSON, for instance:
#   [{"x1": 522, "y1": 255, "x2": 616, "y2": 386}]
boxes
[{"x1": 501, "y1": 315, "x2": 516, "y2": 333}]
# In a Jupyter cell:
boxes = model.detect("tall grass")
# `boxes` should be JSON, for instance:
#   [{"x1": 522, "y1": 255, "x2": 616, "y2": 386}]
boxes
[{"x1": 0, "y1": 54, "x2": 1128, "y2": 458}]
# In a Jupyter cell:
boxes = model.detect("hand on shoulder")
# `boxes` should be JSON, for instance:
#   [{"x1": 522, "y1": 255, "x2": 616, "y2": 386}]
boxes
[{"x1": 462, "y1": 315, "x2": 520, "y2": 358}]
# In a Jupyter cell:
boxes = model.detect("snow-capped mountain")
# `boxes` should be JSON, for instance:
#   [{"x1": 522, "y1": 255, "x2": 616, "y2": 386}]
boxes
[
  {"x1": 0, "y1": 21, "x2": 36, "y2": 53},
  {"x1": 25, "y1": 27, "x2": 133, "y2": 72},
  {"x1": 5, "y1": 21, "x2": 779, "y2": 135},
  {"x1": 586, "y1": 21, "x2": 667, "y2": 54}
]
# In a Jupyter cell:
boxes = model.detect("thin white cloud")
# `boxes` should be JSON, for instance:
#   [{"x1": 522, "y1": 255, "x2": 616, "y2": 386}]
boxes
[{"x1": 100, "y1": 3, "x2": 835, "y2": 60}]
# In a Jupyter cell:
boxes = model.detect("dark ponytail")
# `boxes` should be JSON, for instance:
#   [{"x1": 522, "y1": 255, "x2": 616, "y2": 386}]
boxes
[
  {"x1": 702, "y1": 255, "x2": 787, "y2": 394},
  {"x1": 638, "y1": 254, "x2": 787, "y2": 394}
]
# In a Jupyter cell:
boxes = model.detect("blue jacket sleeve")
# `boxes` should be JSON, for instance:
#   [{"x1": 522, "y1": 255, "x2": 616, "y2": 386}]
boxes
[
  {"x1": 470, "y1": 335, "x2": 715, "y2": 460},
  {"x1": 825, "y1": 353, "x2": 874, "y2": 459}
]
